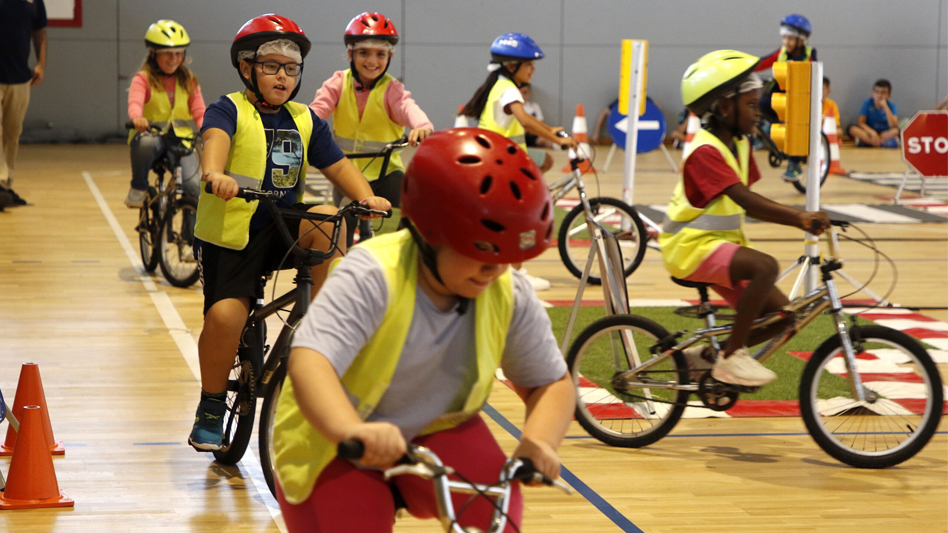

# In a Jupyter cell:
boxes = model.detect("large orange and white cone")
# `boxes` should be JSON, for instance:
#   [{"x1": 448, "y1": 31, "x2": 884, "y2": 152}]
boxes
[
  {"x1": 0, "y1": 406, "x2": 73, "y2": 509},
  {"x1": 562, "y1": 104, "x2": 593, "y2": 172},
  {"x1": 0, "y1": 363, "x2": 64, "y2": 456},
  {"x1": 454, "y1": 105, "x2": 469, "y2": 128},
  {"x1": 823, "y1": 115, "x2": 847, "y2": 175},
  {"x1": 680, "y1": 112, "x2": 700, "y2": 154}
]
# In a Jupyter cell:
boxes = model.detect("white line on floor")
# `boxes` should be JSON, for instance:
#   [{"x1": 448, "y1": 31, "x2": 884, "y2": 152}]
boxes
[{"x1": 82, "y1": 171, "x2": 286, "y2": 530}]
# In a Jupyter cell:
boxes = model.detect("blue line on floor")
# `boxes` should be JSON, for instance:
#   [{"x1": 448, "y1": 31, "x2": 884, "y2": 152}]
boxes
[{"x1": 482, "y1": 403, "x2": 643, "y2": 533}]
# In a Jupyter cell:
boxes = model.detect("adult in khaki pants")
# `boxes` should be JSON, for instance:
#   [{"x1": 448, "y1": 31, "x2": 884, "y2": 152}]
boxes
[{"x1": 0, "y1": 0, "x2": 48, "y2": 209}]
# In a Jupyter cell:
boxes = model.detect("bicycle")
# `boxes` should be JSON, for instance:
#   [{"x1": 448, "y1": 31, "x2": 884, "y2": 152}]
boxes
[
  {"x1": 549, "y1": 135, "x2": 648, "y2": 285},
  {"x1": 203, "y1": 187, "x2": 389, "y2": 493},
  {"x1": 336, "y1": 440, "x2": 572, "y2": 533},
  {"x1": 756, "y1": 117, "x2": 830, "y2": 194},
  {"x1": 568, "y1": 220, "x2": 943, "y2": 468},
  {"x1": 338, "y1": 136, "x2": 410, "y2": 246},
  {"x1": 126, "y1": 121, "x2": 201, "y2": 288}
]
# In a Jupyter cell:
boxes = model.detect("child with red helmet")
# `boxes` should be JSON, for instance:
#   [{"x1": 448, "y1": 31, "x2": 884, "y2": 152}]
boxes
[
  {"x1": 270, "y1": 128, "x2": 574, "y2": 532},
  {"x1": 310, "y1": 12, "x2": 433, "y2": 246},
  {"x1": 189, "y1": 14, "x2": 389, "y2": 452}
]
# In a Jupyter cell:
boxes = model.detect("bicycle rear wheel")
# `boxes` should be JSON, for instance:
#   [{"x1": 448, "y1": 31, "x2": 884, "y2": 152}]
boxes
[
  {"x1": 138, "y1": 187, "x2": 160, "y2": 272},
  {"x1": 568, "y1": 314, "x2": 689, "y2": 447},
  {"x1": 799, "y1": 325, "x2": 943, "y2": 468},
  {"x1": 557, "y1": 197, "x2": 647, "y2": 285},
  {"x1": 213, "y1": 325, "x2": 263, "y2": 465},
  {"x1": 159, "y1": 198, "x2": 200, "y2": 288},
  {"x1": 791, "y1": 132, "x2": 830, "y2": 194}
]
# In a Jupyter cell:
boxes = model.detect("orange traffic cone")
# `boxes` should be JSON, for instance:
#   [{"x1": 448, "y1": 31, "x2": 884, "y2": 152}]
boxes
[
  {"x1": 454, "y1": 105, "x2": 469, "y2": 128},
  {"x1": 680, "y1": 112, "x2": 700, "y2": 154},
  {"x1": 823, "y1": 115, "x2": 847, "y2": 175},
  {"x1": 0, "y1": 363, "x2": 64, "y2": 456},
  {"x1": 0, "y1": 405, "x2": 73, "y2": 509},
  {"x1": 562, "y1": 104, "x2": 593, "y2": 173}
]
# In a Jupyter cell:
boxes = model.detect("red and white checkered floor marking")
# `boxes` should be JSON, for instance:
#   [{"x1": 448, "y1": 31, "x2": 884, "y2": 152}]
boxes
[{"x1": 539, "y1": 300, "x2": 948, "y2": 418}]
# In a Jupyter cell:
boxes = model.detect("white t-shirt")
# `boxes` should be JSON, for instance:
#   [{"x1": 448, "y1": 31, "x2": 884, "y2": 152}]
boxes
[
  {"x1": 491, "y1": 86, "x2": 525, "y2": 131},
  {"x1": 291, "y1": 246, "x2": 567, "y2": 440},
  {"x1": 523, "y1": 100, "x2": 543, "y2": 122}
]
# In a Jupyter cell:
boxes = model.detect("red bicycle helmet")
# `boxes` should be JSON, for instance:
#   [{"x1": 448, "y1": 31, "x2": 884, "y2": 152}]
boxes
[
  {"x1": 402, "y1": 128, "x2": 554, "y2": 264},
  {"x1": 231, "y1": 14, "x2": 311, "y2": 68},
  {"x1": 344, "y1": 12, "x2": 399, "y2": 46}
]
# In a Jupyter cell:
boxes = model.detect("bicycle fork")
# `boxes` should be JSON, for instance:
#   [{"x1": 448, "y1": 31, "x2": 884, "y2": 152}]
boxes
[{"x1": 825, "y1": 276, "x2": 869, "y2": 403}]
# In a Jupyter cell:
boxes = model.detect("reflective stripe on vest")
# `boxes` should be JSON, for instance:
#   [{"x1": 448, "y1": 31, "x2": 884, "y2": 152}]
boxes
[
  {"x1": 272, "y1": 229, "x2": 515, "y2": 504},
  {"x1": 128, "y1": 74, "x2": 196, "y2": 146},
  {"x1": 332, "y1": 70, "x2": 405, "y2": 181},
  {"x1": 777, "y1": 45, "x2": 813, "y2": 62},
  {"x1": 478, "y1": 77, "x2": 527, "y2": 150},
  {"x1": 658, "y1": 129, "x2": 751, "y2": 279},
  {"x1": 193, "y1": 92, "x2": 313, "y2": 250}
]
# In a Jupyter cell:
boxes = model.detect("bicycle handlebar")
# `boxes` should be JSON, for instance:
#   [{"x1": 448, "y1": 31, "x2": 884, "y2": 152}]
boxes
[
  {"x1": 202, "y1": 183, "x2": 390, "y2": 263},
  {"x1": 345, "y1": 135, "x2": 411, "y2": 159}
]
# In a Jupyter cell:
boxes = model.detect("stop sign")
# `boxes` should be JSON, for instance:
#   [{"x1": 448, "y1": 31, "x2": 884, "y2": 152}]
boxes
[{"x1": 901, "y1": 111, "x2": 948, "y2": 176}]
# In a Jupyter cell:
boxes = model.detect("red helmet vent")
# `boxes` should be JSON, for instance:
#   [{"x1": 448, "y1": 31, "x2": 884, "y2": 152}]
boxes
[{"x1": 479, "y1": 176, "x2": 493, "y2": 195}]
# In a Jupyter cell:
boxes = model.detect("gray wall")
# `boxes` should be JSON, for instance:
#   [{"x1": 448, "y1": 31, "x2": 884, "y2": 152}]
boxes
[{"x1": 26, "y1": 0, "x2": 948, "y2": 141}]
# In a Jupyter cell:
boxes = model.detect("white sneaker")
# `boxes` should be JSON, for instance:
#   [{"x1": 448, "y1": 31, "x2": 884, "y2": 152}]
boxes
[
  {"x1": 125, "y1": 187, "x2": 148, "y2": 208},
  {"x1": 711, "y1": 348, "x2": 777, "y2": 387},
  {"x1": 682, "y1": 345, "x2": 714, "y2": 371},
  {"x1": 517, "y1": 267, "x2": 551, "y2": 292}
]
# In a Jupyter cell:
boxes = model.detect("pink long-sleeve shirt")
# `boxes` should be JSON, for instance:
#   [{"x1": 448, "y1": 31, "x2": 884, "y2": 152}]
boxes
[
  {"x1": 127, "y1": 72, "x2": 206, "y2": 130},
  {"x1": 309, "y1": 70, "x2": 433, "y2": 131}
]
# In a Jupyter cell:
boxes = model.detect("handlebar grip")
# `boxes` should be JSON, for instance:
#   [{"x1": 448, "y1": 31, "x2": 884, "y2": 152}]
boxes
[
  {"x1": 337, "y1": 439, "x2": 365, "y2": 460},
  {"x1": 810, "y1": 219, "x2": 824, "y2": 232},
  {"x1": 125, "y1": 121, "x2": 136, "y2": 129},
  {"x1": 555, "y1": 130, "x2": 570, "y2": 139},
  {"x1": 511, "y1": 458, "x2": 554, "y2": 486},
  {"x1": 204, "y1": 182, "x2": 213, "y2": 194}
]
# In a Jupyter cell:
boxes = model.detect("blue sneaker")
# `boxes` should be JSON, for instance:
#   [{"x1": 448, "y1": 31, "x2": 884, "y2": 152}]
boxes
[
  {"x1": 781, "y1": 160, "x2": 802, "y2": 182},
  {"x1": 188, "y1": 397, "x2": 226, "y2": 451},
  {"x1": 880, "y1": 138, "x2": 899, "y2": 149}
]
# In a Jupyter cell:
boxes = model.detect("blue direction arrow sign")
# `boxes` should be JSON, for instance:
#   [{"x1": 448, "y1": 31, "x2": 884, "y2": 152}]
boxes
[{"x1": 607, "y1": 96, "x2": 667, "y2": 154}]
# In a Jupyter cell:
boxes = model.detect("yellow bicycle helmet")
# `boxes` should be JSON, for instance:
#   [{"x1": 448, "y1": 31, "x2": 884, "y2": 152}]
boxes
[
  {"x1": 145, "y1": 20, "x2": 191, "y2": 49},
  {"x1": 681, "y1": 50, "x2": 760, "y2": 116}
]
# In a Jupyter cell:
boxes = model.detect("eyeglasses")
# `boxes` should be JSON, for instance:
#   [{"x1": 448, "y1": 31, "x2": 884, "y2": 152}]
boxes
[{"x1": 254, "y1": 61, "x2": 302, "y2": 76}]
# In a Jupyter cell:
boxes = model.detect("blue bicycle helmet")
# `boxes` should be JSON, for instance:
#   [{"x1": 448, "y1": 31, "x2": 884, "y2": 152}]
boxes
[
  {"x1": 780, "y1": 14, "x2": 811, "y2": 38},
  {"x1": 490, "y1": 32, "x2": 544, "y2": 62}
]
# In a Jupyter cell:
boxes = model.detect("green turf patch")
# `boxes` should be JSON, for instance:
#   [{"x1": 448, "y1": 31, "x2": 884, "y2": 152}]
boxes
[{"x1": 547, "y1": 306, "x2": 881, "y2": 401}]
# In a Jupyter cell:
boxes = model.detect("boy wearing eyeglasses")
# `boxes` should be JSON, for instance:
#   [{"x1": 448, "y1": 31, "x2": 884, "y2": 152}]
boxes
[{"x1": 191, "y1": 14, "x2": 389, "y2": 451}]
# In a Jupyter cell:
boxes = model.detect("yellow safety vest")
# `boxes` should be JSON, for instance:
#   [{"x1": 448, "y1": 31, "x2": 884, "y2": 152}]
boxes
[
  {"x1": 128, "y1": 74, "x2": 196, "y2": 146},
  {"x1": 193, "y1": 91, "x2": 313, "y2": 250},
  {"x1": 332, "y1": 70, "x2": 405, "y2": 181},
  {"x1": 478, "y1": 77, "x2": 526, "y2": 149},
  {"x1": 777, "y1": 45, "x2": 813, "y2": 63},
  {"x1": 272, "y1": 229, "x2": 515, "y2": 504},
  {"x1": 659, "y1": 129, "x2": 751, "y2": 279}
]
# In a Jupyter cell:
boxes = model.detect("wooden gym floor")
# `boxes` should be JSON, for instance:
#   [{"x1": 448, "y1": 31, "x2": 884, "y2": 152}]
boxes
[{"x1": 0, "y1": 143, "x2": 945, "y2": 532}]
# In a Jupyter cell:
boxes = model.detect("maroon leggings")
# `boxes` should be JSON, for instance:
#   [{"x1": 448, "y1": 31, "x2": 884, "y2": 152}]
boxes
[{"x1": 277, "y1": 415, "x2": 523, "y2": 532}]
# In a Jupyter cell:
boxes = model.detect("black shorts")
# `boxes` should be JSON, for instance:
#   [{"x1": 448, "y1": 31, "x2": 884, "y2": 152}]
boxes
[{"x1": 197, "y1": 208, "x2": 307, "y2": 315}]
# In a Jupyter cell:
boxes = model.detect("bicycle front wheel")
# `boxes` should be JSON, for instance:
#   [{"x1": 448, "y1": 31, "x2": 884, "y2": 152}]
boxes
[
  {"x1": 568, "y1": 314, "x2": 688, "y2": 447},
  {"x1": 259, "y1": 362, "x2": 286, "y2": 497},
  {"x1": 138, "y1": 187, "x2": 160, "y2": 272},
  {"x1": 159, "y1": 198, "x2": 200, "y2": 288},
  {"x1": 557, "y1": 197, "x2": 647, "y2": 285},
  {"x1": 791, "y1": 132, "x2": 830, "y2": 194},
  {"x1": 800, "y1": 325, "x2": 943, "y2": 468},
  {"x1": 213, "y1": 339, "x2": 260, "y2": 465}
]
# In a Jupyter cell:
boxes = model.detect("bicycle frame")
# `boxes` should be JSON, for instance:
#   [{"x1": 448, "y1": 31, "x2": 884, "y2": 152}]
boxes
[{"x1": 615, "y1": 225, "x2": 869, "y2": 402}]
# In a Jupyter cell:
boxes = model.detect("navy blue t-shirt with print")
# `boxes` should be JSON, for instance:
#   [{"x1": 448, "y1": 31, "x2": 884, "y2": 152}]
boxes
[
  {"x1": 0, "y1": 0, "x2": 48, "y2": 84},
  {"x1": 201, "y1": 95, "x2": 345, "y2": 231}
]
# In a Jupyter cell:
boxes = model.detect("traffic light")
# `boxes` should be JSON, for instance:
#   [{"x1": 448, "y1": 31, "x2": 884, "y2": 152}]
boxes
[{"x1": 770, "y1": 61, "x2": 811, "y2": 157}]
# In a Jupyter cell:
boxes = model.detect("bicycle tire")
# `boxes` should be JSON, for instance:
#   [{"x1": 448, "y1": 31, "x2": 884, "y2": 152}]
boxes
[
  {"x1": 791, "y1": 132, "x2": 831, "y2": 194},
  {"x1": 139, "y1": 186, "x2": 160, "y2": 272},
  {"x1": 159, "y1": 197, "x2": 200, "y2": 288},
  {"x1": 557, "y1": 197, "x2": 647, "y2": 285},
  {"x1": 568, "y1": 314, "x2": 689, "y2": 447},
  {"x1": 799, "y1": 325, "x2": 943, "y2": 468},
  {"x1": 259, "y1": 361, "x2": 287, "y2": 497},
  {"x1": 213, "y1": 329, "x2": 262, "y2": 465}
]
